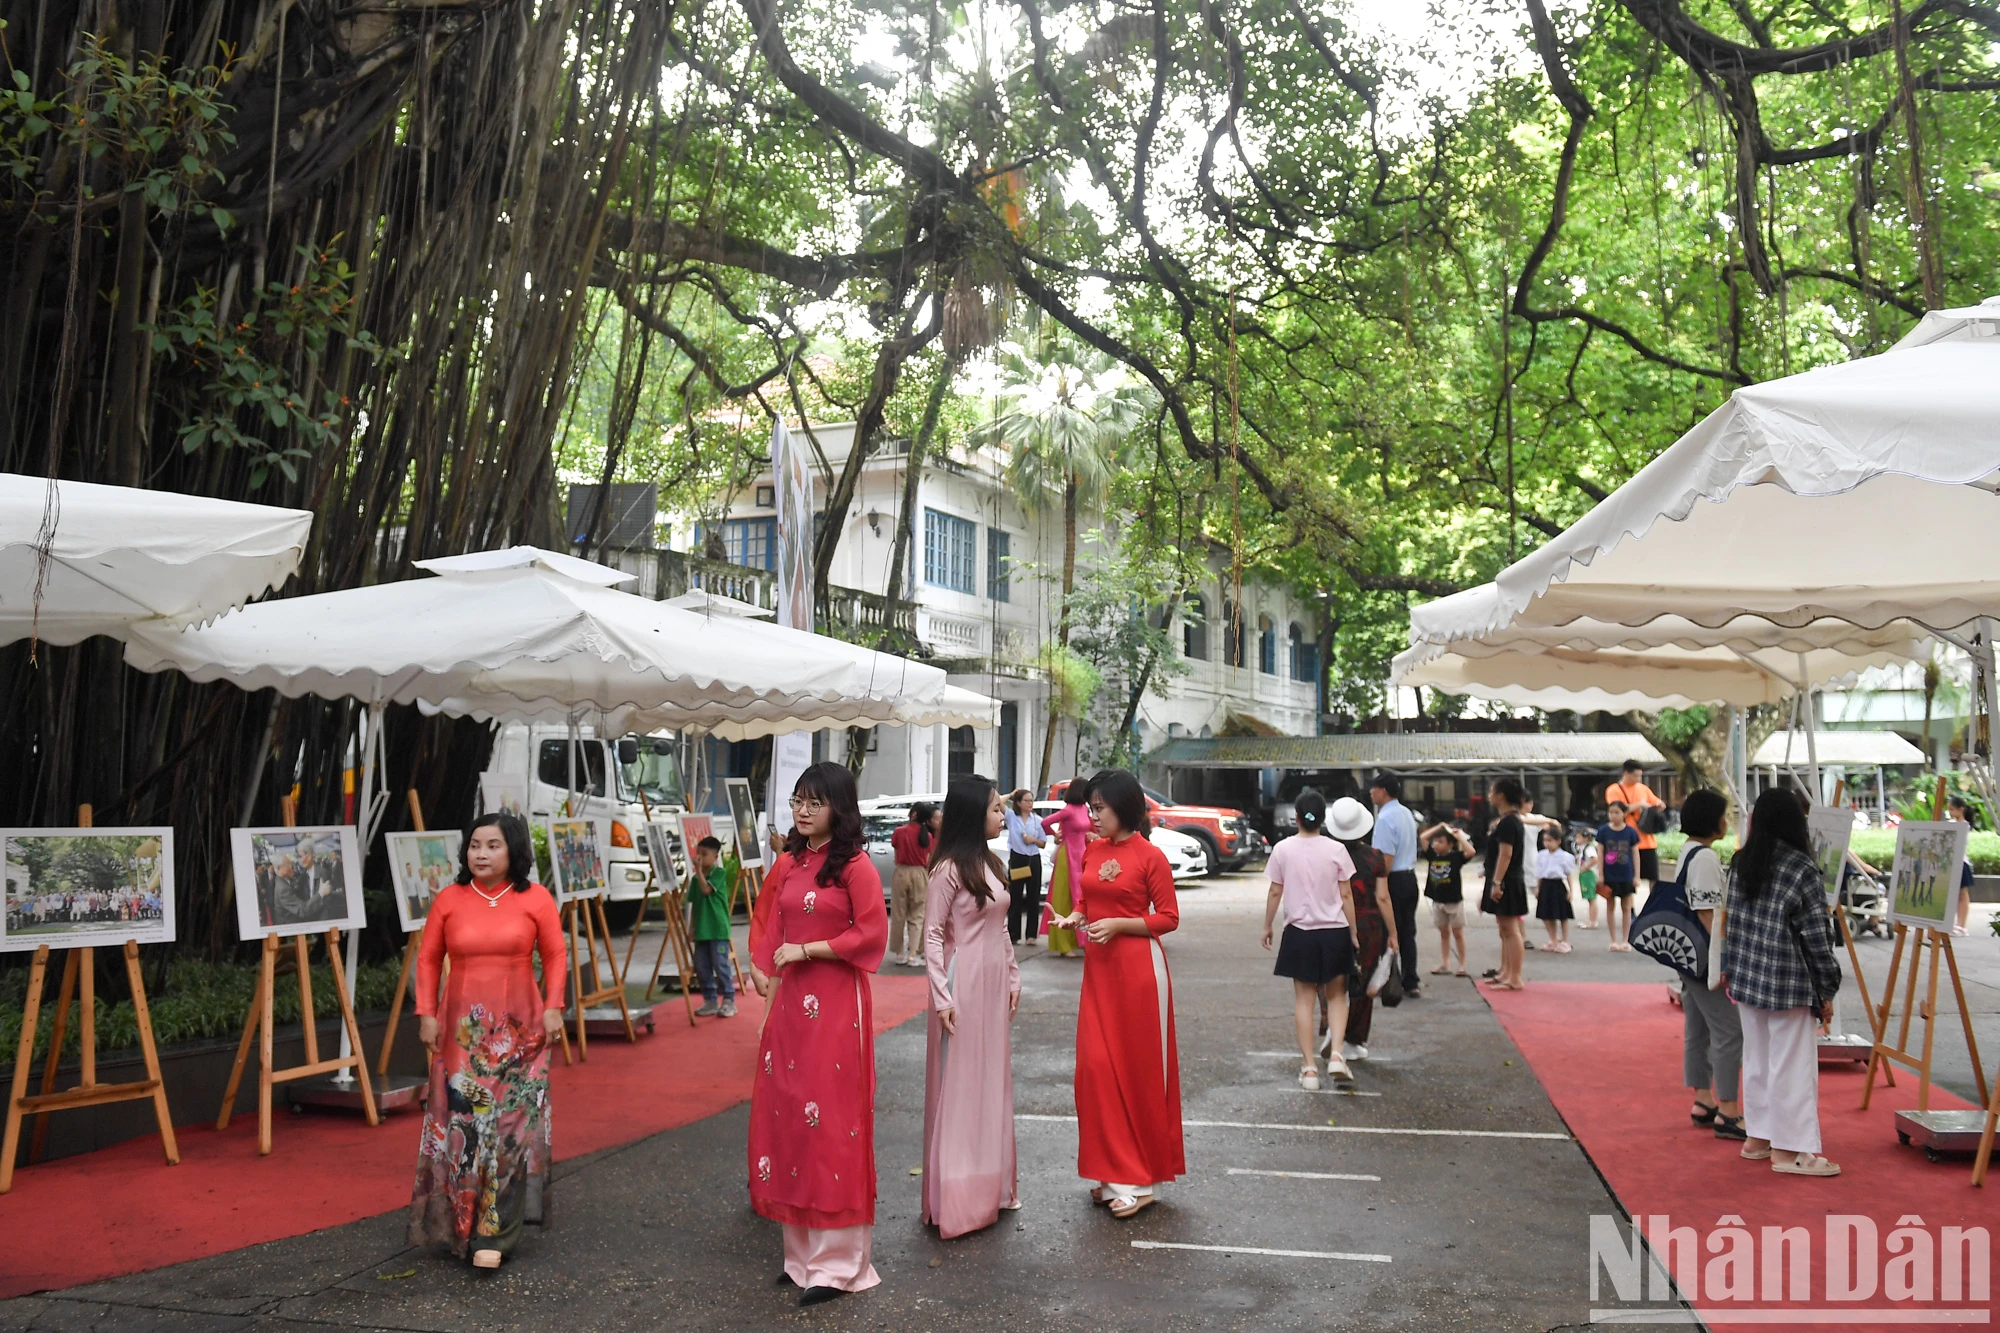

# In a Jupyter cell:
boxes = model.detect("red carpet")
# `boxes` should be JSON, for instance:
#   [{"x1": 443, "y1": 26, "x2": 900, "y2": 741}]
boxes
[
  {"x1": 0, "y1": 975, "x2": 929, "y2": 1297},
  {"x1": 1488, "y1": 982, "x2": 1994, "y2": 1329}
]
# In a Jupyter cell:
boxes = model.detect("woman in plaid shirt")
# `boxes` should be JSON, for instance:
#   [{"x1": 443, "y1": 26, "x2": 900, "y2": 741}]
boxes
[{"x1": 1721, "y1": 788, "x2": 1844, "y2": 1177}]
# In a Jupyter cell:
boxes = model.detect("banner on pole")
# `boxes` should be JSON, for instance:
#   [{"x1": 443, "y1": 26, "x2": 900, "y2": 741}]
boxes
[
  {"x1": 767, "y1": 731, "x2": 813, "y2": 838},
  {"x1": 772, "y1": 418, "x2": 815, "y2": 634}
]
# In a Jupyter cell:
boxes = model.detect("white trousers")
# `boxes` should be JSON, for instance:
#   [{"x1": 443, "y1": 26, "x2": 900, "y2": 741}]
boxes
[
  {"x1": 1738, "y1": 1006, "x2": 1822, "y2": 1154},
  {"x1": 782, "y1": 1224, "x2": 881, "y2": 1293}
]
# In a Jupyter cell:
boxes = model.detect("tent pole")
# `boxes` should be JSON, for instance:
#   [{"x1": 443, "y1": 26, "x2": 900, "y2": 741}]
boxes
[
  {"x1": 332, "y1": 698, "x2": 388, "y2": 1085},
  {"x1": 1797, "y1": 653, "x2": 1821, "y2": 802},
  {"x1": 1982, "y1": 620, "x2": 2000, "y2": 810}
]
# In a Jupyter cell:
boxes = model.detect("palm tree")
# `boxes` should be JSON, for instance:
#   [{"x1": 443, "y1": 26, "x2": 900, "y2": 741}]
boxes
[{"x1": 973, "y1": 328, "x2": 1153, "y2": 787}]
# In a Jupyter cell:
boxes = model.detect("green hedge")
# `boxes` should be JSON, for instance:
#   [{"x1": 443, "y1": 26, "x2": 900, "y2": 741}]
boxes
[
  {"x1": 0, "y1": 957, "x2": 405, "y2": 1070},
  {"x1": 1654, "y1": 829, "x2": 2000, "y2": 874}
]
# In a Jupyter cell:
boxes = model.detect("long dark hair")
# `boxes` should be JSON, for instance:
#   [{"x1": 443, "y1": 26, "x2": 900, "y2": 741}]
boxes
[
  {"x1": 908, "y1": 801, "x2": 936, "y2": 850},
  {"x1": 1089, "y1": 769, "x2": 1150, "y2": 836},
  {"x1": 1734, "y1": 786, "x2": 1813, "y2": 900},
  {"x1": 783, "y1": 761, "x2": 866, "y2": 887},
  {"x1": 932, "y1": 776, "x2": 1006, "y2": 904},
  {"x1": 457, "y1": 811, "x2": 535, "y2": 891},
  {"x1": 1062, "y1": 778, "x2": 1090, "y2": 806}
]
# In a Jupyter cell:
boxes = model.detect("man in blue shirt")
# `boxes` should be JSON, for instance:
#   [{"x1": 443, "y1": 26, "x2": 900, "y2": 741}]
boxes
[{"x1": 1370, "y1": 772, "x2": 1422, "y2": 996}]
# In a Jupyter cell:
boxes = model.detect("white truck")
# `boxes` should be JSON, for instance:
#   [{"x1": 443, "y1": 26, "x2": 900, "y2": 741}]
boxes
[{"x1": 482, "y1": 723, "x2": 688, "y2": 929}]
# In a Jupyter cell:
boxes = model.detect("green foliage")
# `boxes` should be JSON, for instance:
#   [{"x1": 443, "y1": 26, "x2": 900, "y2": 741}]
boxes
[
  {"x1": 1038, "y1": 644, "x2": 1102, "y2": 721},
  {"x1": 1652, "y1": 707, "x2": 1715, "y2": 752},
  {"x1": 1896, "y1": 772, "x2": 1993, "y2": 828},
  {"x1": 0, "y1": 958, "x2": 406, "y2": 1071},
  {"x1": 1656, "y1": 829, "x2": 2000, "y2": 875},
  {"x1": 149, "y1": 243, "x2": 384, "y2": 487}
]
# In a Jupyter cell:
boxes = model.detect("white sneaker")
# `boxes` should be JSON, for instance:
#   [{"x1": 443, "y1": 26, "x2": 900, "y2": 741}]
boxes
[{"x1": 1341, "y1": 1042, "x2": 1368, "y2": 1062}]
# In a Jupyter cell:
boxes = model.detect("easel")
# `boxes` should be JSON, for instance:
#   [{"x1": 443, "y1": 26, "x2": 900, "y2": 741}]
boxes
[
  {"x1": 217, "y1": 798, "x2": 378, "y2": 1153},
  {"x1": 376, "y1": 789, "x2": 429, "y2": 1077},
  {"x1": 1972, "y1": 1058, "x2": 2000, "y2": 1186},
  {"x1": 621, "y1": 866, "x2": 700, "y2": 1026},
  {"x1": 562, "y1": 886, "x2": 636, "y2": 1060},
  {"x1": 1823, "y1": 778, "x2": 1885, "y2": 1073},
  {"x1": 1, "y1": 805, "x2": 178, "y2": 1192},
  {"x1": 1860, "y1": 783, "x2": 1986, "y2": 1117}
]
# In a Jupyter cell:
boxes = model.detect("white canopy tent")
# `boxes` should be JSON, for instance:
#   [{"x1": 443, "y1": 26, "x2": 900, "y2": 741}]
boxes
[
  {"x1": 657, "y1": 588, "x2": 774, "y2": 618},
  {"x1": 0, "y1": 473, "x2": 310, "y2": 645},
  {"x1": 690, "y1": 683, "x2": 1000, "y2": 742}
]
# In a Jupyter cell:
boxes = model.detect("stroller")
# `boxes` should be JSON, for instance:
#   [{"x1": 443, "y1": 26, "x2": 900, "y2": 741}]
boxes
[{"x1": 1838, "y1": 863, "x2": 1891, "y2": 939}]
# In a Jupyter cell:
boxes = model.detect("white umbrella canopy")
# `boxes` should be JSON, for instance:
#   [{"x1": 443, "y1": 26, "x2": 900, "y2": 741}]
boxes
[
  {"x1": 1408, "y1": 324, "x2": 2000, "y2": 639},
  {"x1": 0, "y1": 473, "x2": 310, "y2": 645},
  {"x1": 658, "y1": 588, "x2": 774, "y2": 618},
  {"x1": 124, "y1": 546, "x2": 948, "y2": 729},
  {"x1": 687, "y1": 683, "x2": 1001, "y2": 742}
]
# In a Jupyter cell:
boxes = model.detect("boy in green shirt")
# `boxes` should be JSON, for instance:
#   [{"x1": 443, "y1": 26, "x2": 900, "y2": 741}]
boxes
[{"x1": 689, "y1": 835, "x2": 737, "y2": 1017}]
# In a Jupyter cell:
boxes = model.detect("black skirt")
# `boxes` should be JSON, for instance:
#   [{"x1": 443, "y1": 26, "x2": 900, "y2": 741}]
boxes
[
  {"x1": 1274, "y1": 923, "x2": 1356, "y2": 985},
  {"x1": 1535, "y1": 877, "x2": 1574, "y2": 921},
  {"x1": 1480, "y1": 877, "x2": 1530, "y2": 918}
]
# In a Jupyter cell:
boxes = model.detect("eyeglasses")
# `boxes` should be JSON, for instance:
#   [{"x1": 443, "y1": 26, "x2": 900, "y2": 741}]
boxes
[{"x1": 788, "y1": 796, "x2": 827, "y2": 813}]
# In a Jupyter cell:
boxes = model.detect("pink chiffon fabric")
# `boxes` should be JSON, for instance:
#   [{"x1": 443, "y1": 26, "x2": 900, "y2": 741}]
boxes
[
  {"x1": 921, "y1": 859, "x2": 1021, "y2": 1238},
  {"x1": 781, "y1": 1223, "x2": 880, "y2": 1292}
]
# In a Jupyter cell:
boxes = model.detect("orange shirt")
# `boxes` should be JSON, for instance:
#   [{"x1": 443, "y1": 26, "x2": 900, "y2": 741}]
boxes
[{"x1": 1605, "y1": 780, "x2": 1663, "y2": 851}]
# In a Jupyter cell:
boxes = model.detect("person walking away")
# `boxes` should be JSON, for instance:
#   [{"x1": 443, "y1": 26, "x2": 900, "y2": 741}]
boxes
[
  {"x1": 1368, "y1": 773, "x2": 1421, "y2": 996},
  {"x1": 1948, "y1": 796, "x2": 1977, "y2": 935},
  {"x1": 1607, "y1": 759, "x2": 1667, "y2": 894},
  {"x1": 1533, "y1": 827, "x2": 1577, "y2": 953},
  {"x1": 1051, "y1": 769, "x2": 1182, "y2": 1218},
  {"x1": 749, "y1": 763, "x2": 891, "y2": 1305},
  {"x1": 1329, "y1": 797, "x2": 1395, "y2": 1063},
  {"x1": 1721, "y1": 786, "x2": 1843, "y2": 1177},
  {"x1": 688, "y1": 835, "x2": 738, "y2": 1017},
  {"x1": 1596, "y1": 801, "x2": 1641, "y2": 950},
  {"x1": 1481, "y1": 779, "x2": 1530, "y2": 990},
  {"x1": 1260, "y1": 790, "x2": 1360, "y2": 1089},
  {"x1": 1575, "y1": 829, "x2": 1602, "y2": 930},
  {"x1": 1672, "y1": 790, "x2": 1744, "y2": 1140},
  {"x1": 889, "y1": 803, "x2": 937, "y2": 967},
  {"x1": 1002, "y1": 788, "x2": 1046, "y2": 946},
  {"x1": 1419, "y1": 821, "x2": 1474, "y2": 977},
  {"x1": 409, "y1": 812, "x2": 567, "y2": 1269},
  {"x1": 1041, "y1": 780, "x2": 1093, "y2": 958},
  {"x1": 922, "y1": 777, "x2": 1022, "y2": 1238}
]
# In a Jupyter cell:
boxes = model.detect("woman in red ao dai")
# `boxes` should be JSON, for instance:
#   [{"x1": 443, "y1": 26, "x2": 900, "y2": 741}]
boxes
[{"x1": 747, "y1": 762, "x2": 889, "y2": 1307}]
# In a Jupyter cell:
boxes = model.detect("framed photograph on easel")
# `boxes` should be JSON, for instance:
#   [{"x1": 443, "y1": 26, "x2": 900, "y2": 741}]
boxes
[
  {"x1": 479, "y1": 774, "x2": 527, "y2": 820},
  {"x1": 545, "y1": 817, "x2": 610, "y2": 903},
  {"x1": 229, "y1": 826, "x2": 365, "y2": 941},
  {"x1": 644, "y1": 814, "x2": 685, "y2": 890},
  {"x1": 1, "y1": 828, "x2": 175, "y2": 952},
  {"x1": 1887, "y1": 821, "x2": 1969, "y2": 932},
  {"x1": 385, "y1": 829, "x2": 462, "y2": 931},
  {"x1": 724, "y1": 778, "x2": 761, "y2": 868},
  {"x1": 1807, "y1": 807, "x2": 1857, "y2": 908}
]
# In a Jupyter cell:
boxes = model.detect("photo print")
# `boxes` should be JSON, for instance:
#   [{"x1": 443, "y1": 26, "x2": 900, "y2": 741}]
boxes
[
  {"x1": 1888, "y1": 820, "x2": 1970, "y2": 932},
  {"x1": 230, "y1": 826, "x2": 366, "y2": 940},
  {"x1": 386, "y1": 830, "x2": 463, "y2": 931},
  {"x1": 546, "y1": 817, "x2": 610, "y2": 902},
  {"x1": 0, "y1": 828, "x2": 175, "y2": 953}
]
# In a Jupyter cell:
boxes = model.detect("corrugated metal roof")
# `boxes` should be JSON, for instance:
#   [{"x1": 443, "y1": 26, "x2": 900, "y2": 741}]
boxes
[
  {"x1": 1753, "y1": 730, "x2": 1926, "y2": 767},
  {"x1": 1143, "y1": 732, "x2": 1665, "y2": 771}
]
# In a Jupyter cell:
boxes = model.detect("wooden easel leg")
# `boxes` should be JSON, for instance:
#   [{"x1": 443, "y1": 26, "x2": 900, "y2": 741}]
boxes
[
  {"x1": 1917, "y1": 929, "x2": 1944, "y2": 1112},
  {"x1": 378, "y1": 929, "x2": 420, "y2": 1078},
  {"x1": 618, "y1": 880, "x2": 658, "y2": 990},
  {"x1": 1837, "y1": 907, "x2": 1893, "y2": 1088},
  {"x1": 667, "y1": 894, "x2": 699, "y2": 1026},
  {"x1": 590, "y1": 897, "x2": 637, "y2": 1041},
  {"x1": 1941, "y1": 936, "x2": 1988, "y2": 1109},
  {"x1": 28, "y1": 950, "x2": 79, "y2": 1164},
  {"x1": 123, "y1": 941, "x2": 178, "y2": 1166},
  {"x1": 295, "y1": 936, "x2": 319, "y2": 1068},
  {"x1": 566, "y1": 903, "x2": 588, "y2": 1063},
  {"x1": 325, "y1": 929, "x2": 379, "y2": 1126},
  {"x1": 1, "y1": 947, "x2": 52, "y2": 1193},
  {"x1": 257, "y1": 936, "x2": 277, "y2": 1156},
  {"x1": 217, "y1": 959, "x2": 262, "y2": 1132},
  {"x1": 1861, "y1": 924, "x2": 1908, "y2": 1110}
]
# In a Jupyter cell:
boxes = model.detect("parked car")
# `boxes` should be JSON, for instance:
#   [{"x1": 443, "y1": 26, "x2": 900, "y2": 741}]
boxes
[{"x1": 1044, "y1": 781, "x2": 1266, "y2": 876}]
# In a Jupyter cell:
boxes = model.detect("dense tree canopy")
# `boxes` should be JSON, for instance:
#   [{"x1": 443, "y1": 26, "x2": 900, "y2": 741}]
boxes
[{"x1": 2, "y1": 0, "x2": 1995, "y2": 946}]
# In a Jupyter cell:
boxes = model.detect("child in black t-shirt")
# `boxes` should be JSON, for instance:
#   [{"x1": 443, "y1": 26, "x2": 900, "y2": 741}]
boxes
[
  {"x1": 1418, "y1": 822, "x2": 1475, "y2": 977},
  {"x1": 1596, "y1": 800, "x2": 1642, "y2": 952}
]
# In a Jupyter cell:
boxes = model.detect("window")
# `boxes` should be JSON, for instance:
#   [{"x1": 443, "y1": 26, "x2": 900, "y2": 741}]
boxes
[
  {"x1": 924, "y1": 508, "x2": 977, "y2": 593},
  {"x1": 947, "y1": 725, "x2": 976, "y2": 778},
  {"x1": 697, "y1": 517, "x2": 776, "y2": 570},
  {"x1": 754, "y1": 484, "x2": 775, "y2": 507},
  {"x1": 1183, "y1": 592, "x2": 1208, "y2": 660},
  {"x1": 538, "y1": 739, "x2": 609, "y2": 796},
  {"x1": 1258, "y1": 614, "x2": 1276, "y2": 674},
  {"x1": 1289, "y1": 621, "x2": 1318, "y2": 683},
  {"x1": 987, "y1": 528, "x2": 1012, "y2": 601},
  {"x1": 1222, "y1": 596, "x2": 1245, "y2": 668},
  {"x1": 997, "y1": 702, "x2": 1018, "y2": 792}
]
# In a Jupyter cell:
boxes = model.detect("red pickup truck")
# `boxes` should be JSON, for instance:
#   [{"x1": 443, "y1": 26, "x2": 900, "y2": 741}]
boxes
[{"x1": 1044, "y1": 780, "x2": 1267, "y2": 876}]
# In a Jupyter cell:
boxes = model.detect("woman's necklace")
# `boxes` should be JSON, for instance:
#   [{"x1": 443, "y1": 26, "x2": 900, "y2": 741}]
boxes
[{"x1": 471, "y1": 880, "x2": 508, "y2": 909}]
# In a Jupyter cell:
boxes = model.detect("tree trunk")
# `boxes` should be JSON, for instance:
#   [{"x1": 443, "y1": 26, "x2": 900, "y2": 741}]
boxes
[
  {"x1": 1036, "y1": 474, "x2": 1079, "y2": 788},
  {"x1": 882, "y1": 362, "x2": 951, "y2": 625}
]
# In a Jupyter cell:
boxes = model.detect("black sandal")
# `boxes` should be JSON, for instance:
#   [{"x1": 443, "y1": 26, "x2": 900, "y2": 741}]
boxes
[
  {"x1": 1689, "y1": 1101, "x2": 1720, "y2": 1127},
  {"x1": 1712, "y1": 1114, "x2": 1747, "y2": 1141}
]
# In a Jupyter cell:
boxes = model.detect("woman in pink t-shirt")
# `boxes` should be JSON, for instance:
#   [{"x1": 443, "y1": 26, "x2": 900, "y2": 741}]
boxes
[{"x1": 1259, "y1": 790, "x2": 1360, "y2": 1089}]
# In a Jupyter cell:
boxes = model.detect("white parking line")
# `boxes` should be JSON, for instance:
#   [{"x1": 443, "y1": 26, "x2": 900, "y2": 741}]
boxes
[
  {"x1": 1226, "y1": 1167, "x2": 1379, "y2": 1182},
  {"x1": 1131, "y1": 1240, "x2": 1392, "y2": 1263},
  {"x1": 1014, "y1": 1113, "x2": 1568, "y2": 1141}
]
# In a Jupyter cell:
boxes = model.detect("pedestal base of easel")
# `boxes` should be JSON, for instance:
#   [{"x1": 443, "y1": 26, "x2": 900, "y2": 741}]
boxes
[
  {"x1": 582, "y1": 1004, "x2": 653, "y2": 1037},
  {"x1": 287, "y1": 1073, "x2": 426, "y2": 1114},
  {"x1": 1818, "y1": 1033, "x2": 1874, "y2": 1063},
  {"x1": 1894, "y1": 1109, "x2": 1989, "y2": 1162}
]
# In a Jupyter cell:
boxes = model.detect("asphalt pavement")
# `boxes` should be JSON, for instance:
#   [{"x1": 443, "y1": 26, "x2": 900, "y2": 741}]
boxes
[{"x1": 14, "y1": 872, "x2": 1992, "y2": 1331}]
